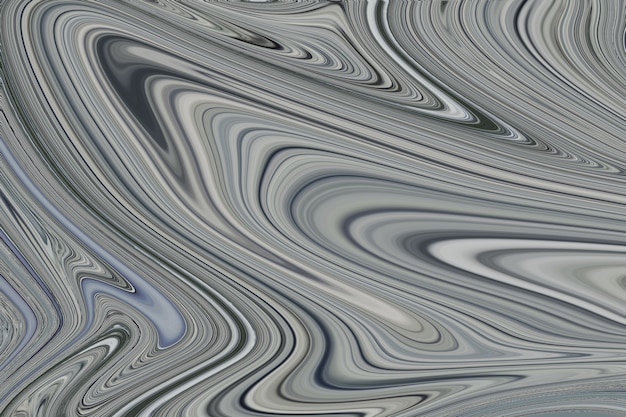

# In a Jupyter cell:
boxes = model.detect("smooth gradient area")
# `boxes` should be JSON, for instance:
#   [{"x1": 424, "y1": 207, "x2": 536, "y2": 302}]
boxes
[{"x1": 0, "y1": 0, "x2": 625, "y2": 416}]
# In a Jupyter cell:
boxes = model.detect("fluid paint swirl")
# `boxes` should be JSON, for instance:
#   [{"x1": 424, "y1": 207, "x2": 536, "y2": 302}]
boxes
[{"x1": 1, "y1": 1, "x2": 625, "y2": 416}]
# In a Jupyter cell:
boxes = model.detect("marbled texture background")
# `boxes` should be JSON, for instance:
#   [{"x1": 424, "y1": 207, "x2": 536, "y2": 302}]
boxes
[{"x1": 0, "y1": 0, "x2": 625, "y2": 416}]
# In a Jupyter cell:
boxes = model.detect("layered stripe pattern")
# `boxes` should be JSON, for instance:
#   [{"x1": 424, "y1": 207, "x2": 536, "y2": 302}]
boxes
[{"x1": 0, "y1": 1, "x2": 625, "y2": 416}]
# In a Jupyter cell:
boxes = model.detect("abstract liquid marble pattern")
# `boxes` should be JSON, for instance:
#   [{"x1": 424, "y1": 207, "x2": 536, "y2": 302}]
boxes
[{"x1": 0, "y1": 0, "x2": 625, "y2": 416}]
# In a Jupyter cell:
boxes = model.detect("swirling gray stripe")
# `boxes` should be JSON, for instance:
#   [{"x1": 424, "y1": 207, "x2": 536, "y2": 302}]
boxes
[{"x1": 1, "y1": 0, "x2": 625, "y2": 416}]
